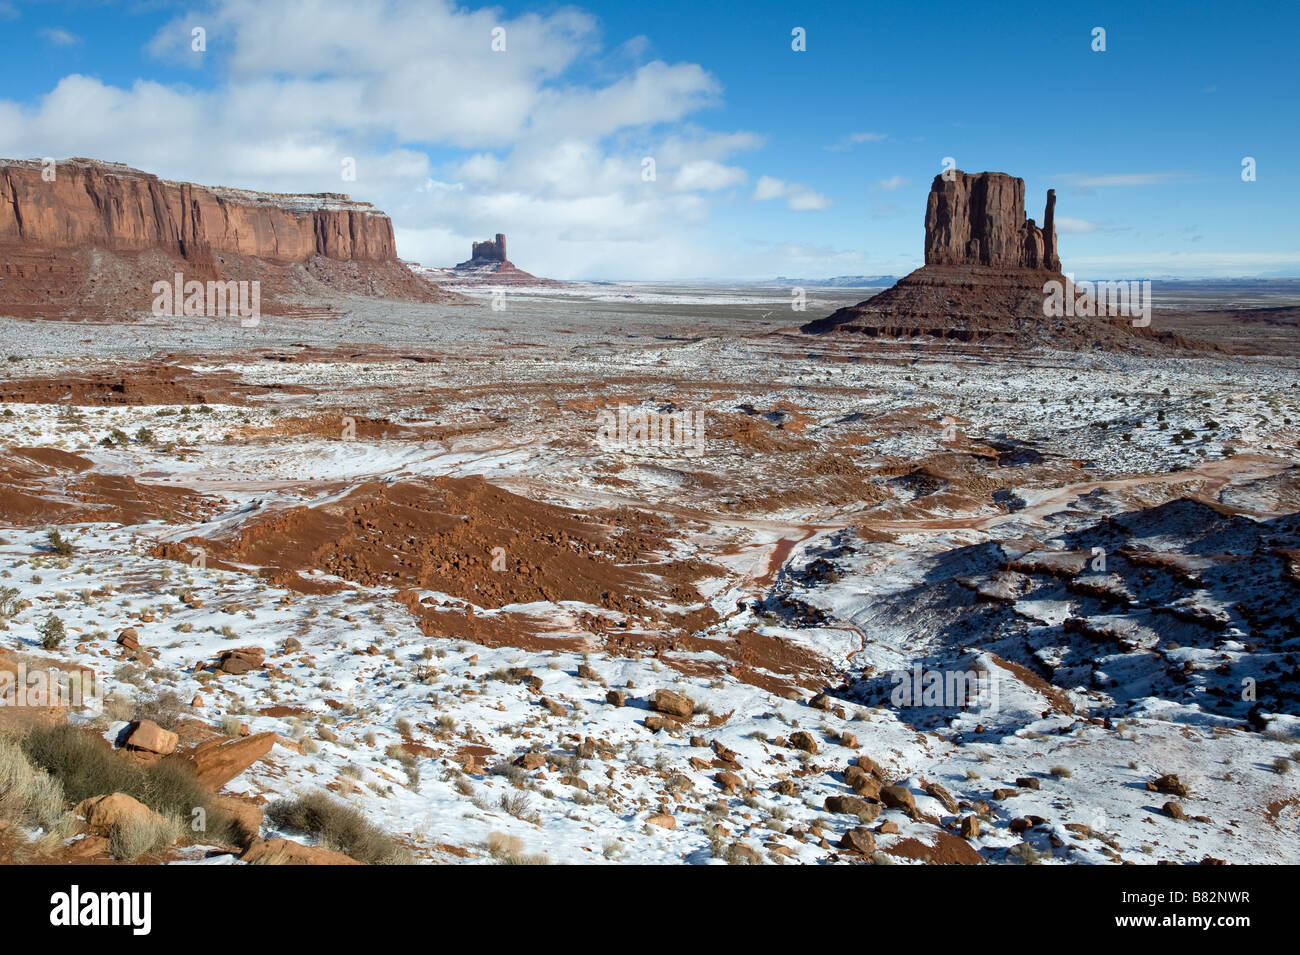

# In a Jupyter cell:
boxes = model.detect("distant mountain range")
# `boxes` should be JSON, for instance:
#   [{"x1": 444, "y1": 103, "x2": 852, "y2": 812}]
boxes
[{"x1": 772, "y1": 275, "x2": 897, "y2": 288}]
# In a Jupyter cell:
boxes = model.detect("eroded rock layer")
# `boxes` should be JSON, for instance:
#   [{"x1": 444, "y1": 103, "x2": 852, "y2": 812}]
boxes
[{"x1": 0, "y1": 158, "x2": 446, "y2": 318}]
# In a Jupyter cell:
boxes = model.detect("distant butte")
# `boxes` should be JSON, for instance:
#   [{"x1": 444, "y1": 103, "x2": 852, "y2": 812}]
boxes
[
  {"x1": 801, "y1": 170, "x2": 1169, "y2": 348},
  {"x1": 449, "y1": 233, "x2": 559, "y2": 286}
]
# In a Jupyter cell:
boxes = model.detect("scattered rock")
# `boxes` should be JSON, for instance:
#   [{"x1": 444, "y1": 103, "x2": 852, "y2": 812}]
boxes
[
  {"x1": 241, "y1": 837, "x2": 361, "y2": 865},
  {"x1": 715, "y1": 771, "x2": 743, "y2": 794},
  {"x1": 922, "y1": 778, "x2": 958, "y2": 814},
  {"x1": 124, "y1": 719, "x2": 178, "y2": 756},
  {"x1": 880, "y1": 784, "x2": 917, "y2": 817},
  {"x1": 184, "y1": 732, "x2": 278, "y2": 791},
  {"x1": 513, "y1": 752, "x2": 547, "y2": 771},
  {"x1": 1148, "y1": 773, "x2": 1191, "y2": 798},
  {"x1": 74, "y1": 792, "x2": 164, "y2": 837},
  {"x1": 216, "y1": 646, "x2": 265, "y2": 675},
  {"x1": 1163, "y1": 801, "x2": 1186, "y2": 821},
  {"x1": 825, "y1": 794, "x2": 881, "y2": 823},
  {"x1": 649, "y1": 689, "x2": 694, "y2": 720},
  {"x1": 788, "y1": 731, "x2": 819, "y2": 754},
  {"x1": 838, "y1": 827, "x2": 876, "y2": 855},
  {"x1": 645, "y1": 812, "x2": 676, "y2": 830}
]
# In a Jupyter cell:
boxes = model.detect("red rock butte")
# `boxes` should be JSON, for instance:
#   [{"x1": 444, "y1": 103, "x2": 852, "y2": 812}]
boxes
[
  {"x1": 0, "y1": 157, "x2": 446, "y2": 319},
  {"x1": 802, "y1": 170, "x2": 1169, "y2": 349},
  {"x1": 451, "y1": 232, "x2": 558, "y2": 285}
]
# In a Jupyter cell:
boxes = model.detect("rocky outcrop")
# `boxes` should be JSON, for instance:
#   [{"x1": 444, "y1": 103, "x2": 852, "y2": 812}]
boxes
[
  {"x1": 182, "y1": 731, "x2": 278, "y2": 791},
  {"x1": 802, "y1": 170, "x2": 1171, "y2": 349},
  {"x1": 924, "y1": 172, "x2": 1059, "y2": 271},
  {"x1": 458, "y1": 233, "x2": 507, "y2": 268},
  {"x1": 0, "y1": 158, "x2": 396, "y2": 263},
  {"x1": 445, "y1": 232, "x2": 559, "y2": 286},
  {"x1": 0, "y1": 157, "x2": 450, "y2": 319}
]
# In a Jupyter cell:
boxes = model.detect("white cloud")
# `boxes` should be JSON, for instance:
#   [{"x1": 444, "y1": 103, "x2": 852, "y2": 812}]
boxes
[
  {"x1": 753, "y1": 175, "x2": 788, "y2": 201},
  {"x1": 1056, "y1": 216, "x2": 1099, "y2": 234},
  {"x1": 787, "y1": 190, "x2": 831, "y2": 211},
  {"x1": 40, "y1": 27, "x2": 80, "y2": 46},
  {"x1": 825, "y1": 131, "x2": 887, "y2": 151},
  {"x1": 0, "y1": 0, "x2": 778, "y2": 278},
  {"x1": 1058, "y1": 172, "x2": 1180, "y2": 187},
  {"x1": 875, "y1": 175, "x2": 910, "y2": 191},
  {"x1": 672, "y1": 160, "x2": 746, "y2": 191},
  {"x1": 752, "y1": 175, "x2": 830, "y2": 211}
]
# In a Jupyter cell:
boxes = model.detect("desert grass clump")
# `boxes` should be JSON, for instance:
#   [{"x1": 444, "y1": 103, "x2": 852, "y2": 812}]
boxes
[
  {"x1": 135, "y1": 687, "x2": 187, "y2": 729},
  {"x1": 498, "y1": 790, "x2": 540, "y2": 824},
  {"x1": 485, "y1": 831, "x2": 548, "y2": 865},
  {"x1": 1050, "y1": 765, "x2": 1072, "y2": 779},
  {"x1": 109, "y1": 811, "x2": 185, "y2": 862},
  {"x1": 266, "y1": 790, "x2": 412, "y2": 865},
  {"x1": 0, "y1": 736, "x2": 66, "y2": 830},
  {"x1": 20, "y1": 723, "x2": 233, "y2": 843}
]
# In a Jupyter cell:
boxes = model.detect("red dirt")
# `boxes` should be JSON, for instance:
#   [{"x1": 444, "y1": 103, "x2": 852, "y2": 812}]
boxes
[
  {"x1": 153, "y1": 474, "x2": 719, "y2": 618},
  {"x1": 0, "y1": 447, "x2": 215, "y2": 525}
]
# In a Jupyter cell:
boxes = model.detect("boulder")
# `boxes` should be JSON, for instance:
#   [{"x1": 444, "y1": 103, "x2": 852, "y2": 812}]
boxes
[
  {"x1": 183, "y1": 731, "x2": 277, "y2": 791},
  {"x1": 880, "y1": 784, "x2": 918, "y2": 817},
  {"x1": 921, "y1": 778, "x2": 959, "y2": 814},
  {"x1": 838, "y1": 827, "x2": 876, "y2": 855},
  {"x1": 240, "y1": 837, "x2": 361, "y2": 865},
  {"x1": 825, "y1": 794, "x2": 881, "y2": 823},
  {"x1": 124, "y1": 719, "x2": 178, "y2": 756},
  {"x1": 216, "y1": 646, "x2": 265, "y2": 675},
  {"x1": 788, "y1": 731, "x2": 819, "y2": 754},
  {"x1": 74, "y1": 793, "x2": 164, "y2": 837},
  {"x1": 513, "y1": 752, "x2": 547, "y2": 771},
  {"x1": 649, "y1": 689, "x2": 695, "y2": 720}
]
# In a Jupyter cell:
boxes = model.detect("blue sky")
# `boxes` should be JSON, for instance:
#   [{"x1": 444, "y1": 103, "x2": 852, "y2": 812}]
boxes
[{"x1": 1, "y1": 0, "x2": 1296, "y2": 279}]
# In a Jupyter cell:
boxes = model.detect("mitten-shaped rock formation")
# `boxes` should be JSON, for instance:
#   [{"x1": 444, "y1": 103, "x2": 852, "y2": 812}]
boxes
[
  {"x1": 925, "y1": 172, "x2": 1059, "y2": 271},
  {"x1": 802, "y1": 170, "x2": 1163, "y2": 349},
  {"x1": 0, "y1": 157, "x2": 447, "y2": 319}
]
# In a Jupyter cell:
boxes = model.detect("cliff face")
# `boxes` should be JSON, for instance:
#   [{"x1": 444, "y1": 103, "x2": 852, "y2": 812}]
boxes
[
  {"x1": 0, "y1": 159, "x2": 398, "y2": 264},
  {"x1": 924, "y1": 171, "x2": 1059, "y2": 271},
  {"x1": 0, "y1": 158, "x2": 449, "y2": 319}
]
